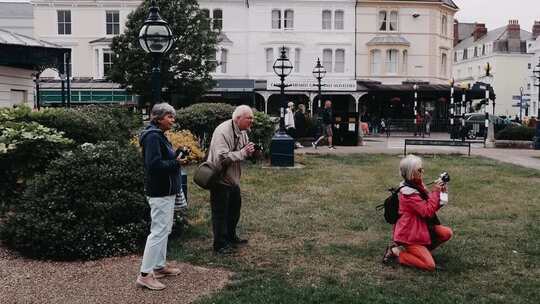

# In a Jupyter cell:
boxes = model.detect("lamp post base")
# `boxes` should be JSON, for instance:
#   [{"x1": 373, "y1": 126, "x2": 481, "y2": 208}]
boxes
[{"x1": 270, "y1": 132, "x2": 295, "y2": 167}]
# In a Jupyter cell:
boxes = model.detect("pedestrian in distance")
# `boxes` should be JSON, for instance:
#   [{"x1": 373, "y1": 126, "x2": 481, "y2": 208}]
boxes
[
  {"x1": 294, "y1": 104, "x2": 307, "y2": 142},
  {"x1": 425, "y1": 111, "x2": 432, "y2": 136},
  {"x1": 285, "y1": 102, "x2": 303, "y2": 148},
  {"x1": 206, "y1": 105, "x2": 256, "y2": 255},
  {"x1": 382, "y1": 154, "x2": 453, "y2": 271},
  {"x1": 312, "y1": 100, "x2": 335, "y2": 149},
  {"x1": 136, "y1": 103, "x2": 186, "y2": 290}
]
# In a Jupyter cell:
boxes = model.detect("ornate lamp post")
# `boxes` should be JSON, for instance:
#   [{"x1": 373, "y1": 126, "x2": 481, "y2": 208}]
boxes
[
  {"x1": 312, "y1": 58, "x2": 326, "y2": 116},
  {"x1": 139, "y1": 0, "x2": 173, "y2": 108},
  {"x1": 449, "y1": 79, "x2": 455, "y2": 139},
  {"x1": 270, "y1": 46, "x2": 294, "y2": 166}
]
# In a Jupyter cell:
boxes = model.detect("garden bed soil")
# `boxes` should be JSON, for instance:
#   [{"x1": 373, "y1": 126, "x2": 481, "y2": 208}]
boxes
[
  {"x1": 0, "y1": 246, "x2": 232, "y2": 304},
  {"x1": 494, "y1": 140, "x2": 533, "y2": 149}
]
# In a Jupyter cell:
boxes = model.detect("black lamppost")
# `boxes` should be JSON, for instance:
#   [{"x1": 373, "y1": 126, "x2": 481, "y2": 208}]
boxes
[
  {"x1": 449, "y1": 78, "x2": 455, "y2": 139},
  {"x1": 270, "y1": 46, "x2": 294, "y2": 167},
  {"x1": 312, "y1": 58, "x2": 326, "y2": 114},
  {"x1": 139, "y1": 0, "x2": 173, "y2": 108}
]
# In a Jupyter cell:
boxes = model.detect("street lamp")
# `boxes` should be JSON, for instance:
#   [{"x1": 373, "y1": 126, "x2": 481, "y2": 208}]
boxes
[
  {"x1": 519, "y1": 86, "x2": 524, "y2": 122},
  {"x1": 270, "y1": 46, "x2": 294, "y2": 167},
  {"x1": 139, "y1": 0, "x2": 173, "y2": 107},
  {"x1": 413, "y1": 84, "x2": 421, "y2": 137},
  {"x1": 312, "y1": 58, "x2": 326, "y2": 115},
  {"x1": 272, "y1": 46, "x2": 293, "y2": 133},
  {"x1": 449, "y1": 79, "x2": 455, "y2": 139}
]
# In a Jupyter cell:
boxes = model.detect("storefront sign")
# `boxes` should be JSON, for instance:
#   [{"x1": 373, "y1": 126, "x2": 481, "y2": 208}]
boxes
[{"x1": 266, "y1": 78, "x2": 357, "y2": 92}]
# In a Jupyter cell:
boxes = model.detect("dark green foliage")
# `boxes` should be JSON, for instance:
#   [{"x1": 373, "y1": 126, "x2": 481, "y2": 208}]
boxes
[
  {"x1": 495, "y1": 126, "x2": 535, "y2": 141},
  {"x1": 0, "y1": 121, "x2": 74, "y2": 212},
  {"x1": 175, "y1": 102, "x2": 235, "y2": 148},
  {"x1": 29, "y1": 105, "x2": 142, "y2": 144},
  {"x1": 0, "y1": 142, "x2": 150, "y2": 260},
  {"x1": 109, "y1": 0, "x2": 219, "y2": 107},
  {"x1": 249, "y1": 111, "x2": 276, "y2": 154}
]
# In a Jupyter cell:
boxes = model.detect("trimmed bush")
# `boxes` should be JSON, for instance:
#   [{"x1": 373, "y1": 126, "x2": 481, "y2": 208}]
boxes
[
  {"x1": 29, "y1": 105, "x2": 142, "y2": 144},
  {"x1": 495, "y1": 126, "x2": 535, "y2": 141},
  {"x1": 249, "y1": 111, "x2": 276, "y2": 154},
  {"x1": 0, "y1": 142, "x2": 150, "y2": 260},
  {"x1": 0, "y1": 121, "x2": 74, "y2": 212},
  {"x1": 175, "y1": 103, "x2": 235, "y2": 148}
]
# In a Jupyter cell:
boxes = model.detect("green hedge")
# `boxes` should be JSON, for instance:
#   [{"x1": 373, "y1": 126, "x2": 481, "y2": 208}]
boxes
[
  {"x1": 175, "y1": 102, "x2": 235, "y2": 148},
  {"x1": 0, "y1": 105, "x2": 142, "y2": 145},
  {"x1": 495, "y1": 126, "x2": 535, "y2": 141},
  {"x1": 250, "y1": 111, "x2": 276, "y2": 154},
  {"x1": 0, "y1": 142, "x2": 150, "y2": 261},
  {"x1": 0, "y1": 121, "x2": 74, "y2": 212}
]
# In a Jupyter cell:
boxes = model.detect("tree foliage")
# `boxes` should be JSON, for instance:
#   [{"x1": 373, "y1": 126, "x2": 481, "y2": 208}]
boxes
[{"x1": 109, "y1": 0, "x2": 219, "y2": 107}]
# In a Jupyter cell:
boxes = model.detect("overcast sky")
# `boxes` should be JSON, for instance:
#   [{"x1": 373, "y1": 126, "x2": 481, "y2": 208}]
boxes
[{"x1": 454, "y1": 0, "x2": 539, "y2": 31}]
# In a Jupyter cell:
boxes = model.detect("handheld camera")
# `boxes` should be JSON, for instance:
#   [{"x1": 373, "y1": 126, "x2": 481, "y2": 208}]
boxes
[{"x1": 176, "y1": 147, "x2": 191, "y2": 159}]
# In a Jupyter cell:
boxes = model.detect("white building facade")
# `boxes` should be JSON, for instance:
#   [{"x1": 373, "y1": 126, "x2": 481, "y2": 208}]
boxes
[
  {"x1": 526, "y1": 22, "x2": 540, "y2": 118},
  {"x1": 453, "y1": 21, "x2": 534, "y2": 117},
  {"x1": 356, "y1": 0, "x2": 457, "y2": 85}
]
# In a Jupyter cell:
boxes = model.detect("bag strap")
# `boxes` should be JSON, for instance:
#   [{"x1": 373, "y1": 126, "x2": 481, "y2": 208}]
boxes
[{"x1": 375, "y1": 185, "x2": 406, "y2": 211}]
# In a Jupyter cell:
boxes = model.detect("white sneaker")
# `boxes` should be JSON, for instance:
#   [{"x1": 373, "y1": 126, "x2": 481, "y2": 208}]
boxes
[
  {"x1": 328, "y1": 146, "x2": 336, "y2": 150},
  {"x1": 311, "y1": 142, "x2": 317, "y2": 149},
  {"x1": 295, "y1": 142, "x2": 304, "y2": 148}
]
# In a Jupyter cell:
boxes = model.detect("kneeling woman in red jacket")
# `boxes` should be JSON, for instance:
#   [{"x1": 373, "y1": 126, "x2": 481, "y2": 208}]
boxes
[{"x1": 383, "y1": 154, "x2": 453, "y2": 271}]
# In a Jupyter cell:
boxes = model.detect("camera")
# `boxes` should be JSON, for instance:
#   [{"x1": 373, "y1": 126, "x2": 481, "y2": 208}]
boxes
[
  {"x1": 176, "y1": 147, "x2": 190, "y2": 159},
  {"x1": 439, "y1": 172, "x2": 450, "y2": 183}
]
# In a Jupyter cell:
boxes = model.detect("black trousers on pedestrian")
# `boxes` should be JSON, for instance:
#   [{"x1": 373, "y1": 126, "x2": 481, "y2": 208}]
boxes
[{"x1": 210, "y1": 184, "x2": 241, "y2": 250}]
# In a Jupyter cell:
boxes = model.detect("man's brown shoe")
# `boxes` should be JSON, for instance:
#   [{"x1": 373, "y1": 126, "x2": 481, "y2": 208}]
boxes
[
  {"x1": 153, "y1": 265, "x2": 181, "y2": 279},
  {"x1": 136, "y1": 273, "x2": 166, "y2": 290}
]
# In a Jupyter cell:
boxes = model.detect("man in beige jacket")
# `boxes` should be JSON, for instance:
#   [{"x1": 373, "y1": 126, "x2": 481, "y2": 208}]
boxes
[{"x1": 207, "y1": 105, "x2": 255, "y2": 254}]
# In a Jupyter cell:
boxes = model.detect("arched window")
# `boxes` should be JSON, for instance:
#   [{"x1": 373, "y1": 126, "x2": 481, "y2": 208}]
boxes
[
  {"x1": 386, "y1": 49, "x2": 399, "y2": 74},
  {"x1": 389, "y1": 11, "x2": 398, "y2": 31},
  {"x1": 402, "y1": 50, "x2": 408, "y2": 74},
  {"x1": 220, "y1": 49, "x2": 228, "y2": 73},
  {"x1": 441, "y1": 53, "x2": 447, "y2": 76},
  {"x1": 323, "y1": 49, "x2": 333, "y2": 72},
  {"x1": 213, "y1": 9, "x2": 222, "y2": 30},
  {"x1": 284, "y1": 9, "x2": 294, "y2": 29},
  {"x1": 322, "y1": 10, "x2": 332, "y2": 30},
  {"x1": 371, "y1": 50, "x2": 381, "y2": 75},
  {"x1": 441, "y1": 15, "x2": 447, "y2": 35},
  {"x1": 334, "y1": 10, "x2": 344, "y2": 30},
  {"x1": 265, "y1": 48, "x2": 274, "y2": 72},
  {"x1": 294, "y1": 48, "x2": 301, "y2": 73},
  {"x1": 272, "y1": 10, "x2": 281, "y2": 29},
  {"x1": 335, "y1": 49, "x2": 345, "y2": 73}
]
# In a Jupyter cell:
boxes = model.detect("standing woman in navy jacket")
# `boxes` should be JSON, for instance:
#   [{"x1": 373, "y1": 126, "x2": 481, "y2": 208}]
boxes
[{"x1": 136, "y1": 103, "x2": 186, "y2": 290}]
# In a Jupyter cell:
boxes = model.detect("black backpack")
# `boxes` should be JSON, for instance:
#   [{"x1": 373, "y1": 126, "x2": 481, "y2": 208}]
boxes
[{"x1": 376, "y1": 185, "x2": 406, "y2": 224}]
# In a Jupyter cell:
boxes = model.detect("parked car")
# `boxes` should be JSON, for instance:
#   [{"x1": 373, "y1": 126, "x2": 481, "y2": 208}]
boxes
[{"x1": 463, "y1": 113, "x2": 518, "y2": 139}]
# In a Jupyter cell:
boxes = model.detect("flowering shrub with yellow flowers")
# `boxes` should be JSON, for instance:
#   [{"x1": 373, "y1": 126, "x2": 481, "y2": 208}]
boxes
[{"x1": 131, "y1": 129, "x2": 204, "y2": 164}]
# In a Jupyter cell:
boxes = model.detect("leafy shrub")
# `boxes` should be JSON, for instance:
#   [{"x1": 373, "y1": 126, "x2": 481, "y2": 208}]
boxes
[
  {"x1": 249, "y1": 111, "x2": 276, "y2": 154},
  {"x1": 175, "y1": 103, "x2": 235, "y2": 148},
  {"x1": 166, "y1": 130, "x2": 204, "y2": 163},
  {"x1": 0, "y1": 122, "x2": 74, "y2": 212},
  {"x1": 0, "y1": 106, "x2": 32, "y2": 123},
  {"x1": 29, "y1": 105, "x2": 142, "y2": 144},
  {"x1": 495, "y1": 126, "x2": 535, "y2": 141},
  {"x1": 0, "y1": 142, "x2": 150, "y2": 260}
]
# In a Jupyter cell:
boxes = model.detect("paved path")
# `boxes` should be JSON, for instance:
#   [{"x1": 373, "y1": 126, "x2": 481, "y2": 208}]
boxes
[{"x1": 298, "y1": 133, "x2": 540, "y2": 171}]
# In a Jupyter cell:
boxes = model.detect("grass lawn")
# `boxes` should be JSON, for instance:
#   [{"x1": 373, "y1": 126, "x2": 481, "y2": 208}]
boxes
[{"x1": 172, "y1": 154, "x2": 540, "y2": 304}]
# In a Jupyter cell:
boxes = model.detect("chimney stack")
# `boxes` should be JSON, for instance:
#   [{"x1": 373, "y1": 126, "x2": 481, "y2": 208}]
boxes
[
  {"x1": 507, "y1": 19, "x2": 521, "y2": 52},
  {"x1": 533, "y1": 21, "x2": 540, "y2": 39},
  {"x1": 473, "y1": 23, "x2": 487, "y2": 41}
]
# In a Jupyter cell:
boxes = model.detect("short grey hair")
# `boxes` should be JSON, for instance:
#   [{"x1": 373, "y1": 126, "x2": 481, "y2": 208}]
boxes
[
  {"x1": 151, "y1": 102, "x2": 176, "y2": 123},
  {"x1": 399, "y1": 154, "x2": 423, "y2": 181},
  {"x1": 232, "y1": 105, "x2": 253, "y2": 120}
]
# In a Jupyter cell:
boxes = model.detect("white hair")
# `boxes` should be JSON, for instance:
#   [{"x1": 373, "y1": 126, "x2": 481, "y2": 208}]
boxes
[
  {"x1": 151, "y1": 102, "x2": 176, "y2": 123},
  {"x1": 232, "y1": 105, "x2": 253, "y2": 120},
  {"x1": 399, "y1": 154, "x2": 423, "y2": 182}
]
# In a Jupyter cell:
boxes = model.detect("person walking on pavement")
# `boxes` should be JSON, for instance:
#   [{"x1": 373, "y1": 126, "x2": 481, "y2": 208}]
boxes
[
  {"x1": 312, "y1": 100, "x2": 335, "y2": 149},
  {"x1": 285, "y1": 102, "x2": 303, "y2": 148}
]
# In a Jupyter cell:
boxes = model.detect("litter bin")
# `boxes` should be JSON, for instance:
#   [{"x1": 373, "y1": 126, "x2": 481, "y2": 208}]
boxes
[{"x1": 332, "y1": 112, "x2": 359, "y2": 146}]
